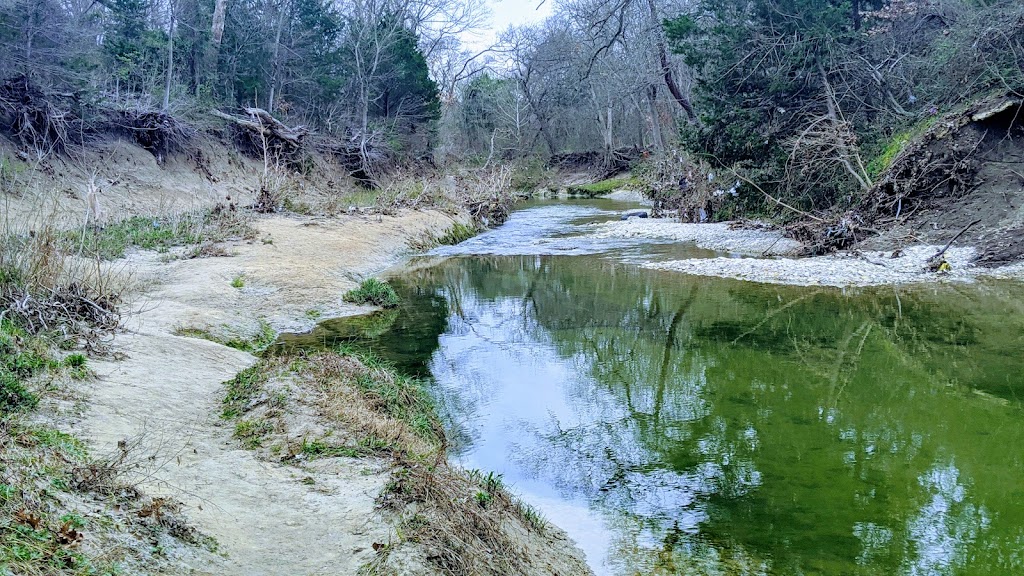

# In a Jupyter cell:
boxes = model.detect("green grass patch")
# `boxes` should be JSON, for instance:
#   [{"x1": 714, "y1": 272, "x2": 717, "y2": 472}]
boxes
[
  {"x1": 1, "y1": 517, "x2": 103, "y2": 574},
  {"x1": 62, "y1": 210, "x2": 256, "y2": 260},
  {"x1": 61, "y1": 353, "x2": 89, "y2": 380},
  {"x1": 1, "y1": 319, "x2": 56, "y2": 414},
  {"x1": 300, "y1": 438, "x2": 364, "y2": 459},
  {"x1": 222, "y1": 365, "x2": 269, "y2": 419},
  {"x1": 343, "y1": 278, "x2": 400, "y2": 308},
  {"x1": 344, "y1": 350, "x2": 441, "y2": 446},
  {"x1": 514, "y1": 499, "x2": 549, "y2": 533},
  {"x1": 0, "y1": 370, "x2": 36, "y2": 413},
  {"x1": 233, "y1": 418, "x2": 274, "y2": 449},
  {"x1": 176, "y1": 320, "x2": 276, "y2": 354},
  {"x1": 30, "y1": 428, "x2": 89, "y2": 460},
  {"x1": 566, "y1": 176, "x2": 640, "y2": 197}
]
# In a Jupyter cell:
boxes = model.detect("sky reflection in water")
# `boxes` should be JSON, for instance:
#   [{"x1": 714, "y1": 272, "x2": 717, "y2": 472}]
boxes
[{"x1": 280, "y1": 200, "x2": 1024, "y2": 575}]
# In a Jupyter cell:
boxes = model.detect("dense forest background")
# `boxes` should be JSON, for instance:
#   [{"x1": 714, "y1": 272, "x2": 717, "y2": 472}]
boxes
[{"x1": 0, "y1": 0, "x2": 1022, "y2": 215}]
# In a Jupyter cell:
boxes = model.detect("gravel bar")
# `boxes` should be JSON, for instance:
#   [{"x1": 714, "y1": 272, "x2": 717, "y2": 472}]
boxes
[
  {"x1": 590, "y1": 219, "x2": 802, "y2": 256},
  {"x1": 587, "y1": 220, "x2": 1024, "y2": 287}
]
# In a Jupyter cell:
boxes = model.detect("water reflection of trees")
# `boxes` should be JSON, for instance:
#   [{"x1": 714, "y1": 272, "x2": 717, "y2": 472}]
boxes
[{"x1": 397, "y1": 256, "x2": 1024, "y2": 575}]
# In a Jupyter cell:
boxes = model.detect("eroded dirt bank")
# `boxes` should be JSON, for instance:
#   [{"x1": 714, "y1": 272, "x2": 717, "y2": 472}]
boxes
[{"x1": 77, "y1": 209, "x2": 592, "y2": 575}]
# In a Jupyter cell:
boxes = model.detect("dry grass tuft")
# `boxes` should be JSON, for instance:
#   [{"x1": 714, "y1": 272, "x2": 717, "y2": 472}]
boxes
[
  {"x1": 367, "y1": 462, "x2": 536, "y2": 576},
  {"x1": 302, "y1": 352, "x2": 444, "y2": 459},
  {"x1": 372, "y1": 166, "x2": 528, "y2": 227},
  {"x1": 1, "y1": 212, "x2": 126, "y2": 347}
]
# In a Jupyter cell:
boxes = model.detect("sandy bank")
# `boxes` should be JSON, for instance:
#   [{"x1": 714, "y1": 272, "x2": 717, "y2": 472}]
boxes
[
  {"x1": 122, "y1": 210, "x2": 471, "y2": 336},
  {"x1": 79, "y1": 209, "x2": 592, "y2": 575}
]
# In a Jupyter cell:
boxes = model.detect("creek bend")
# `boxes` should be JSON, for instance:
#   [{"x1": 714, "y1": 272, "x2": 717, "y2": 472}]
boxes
[{"x1": 279, "y1": 199, "x2": 1024, "y2": 576}]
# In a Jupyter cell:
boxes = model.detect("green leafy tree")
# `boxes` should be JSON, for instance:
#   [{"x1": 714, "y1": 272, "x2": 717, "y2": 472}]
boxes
[
  {"x1": 371, "y1": 24, "x2": 439, "y2": 123},
  {"x1": 288, "y1": 0, "x2": 346, "y2": 112},
  {"x1": 104, "y1": 0, "x2": 166, "y2": 94},
  {"x1": 667, "y1": 0, "x2": 880, "y2": 163}
]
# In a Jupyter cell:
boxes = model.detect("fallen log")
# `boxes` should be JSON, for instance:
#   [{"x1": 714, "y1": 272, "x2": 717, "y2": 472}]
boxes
[{"x1": 211, "y1": 108, "x2": 308, "y2": 149}]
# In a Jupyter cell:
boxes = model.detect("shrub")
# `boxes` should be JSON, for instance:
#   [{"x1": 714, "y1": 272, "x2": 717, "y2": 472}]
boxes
[
  {"x1": 343, "y1": 278, "x2": 400, "y2": 308},
  {"x1": 1, "y1": 224, "x2": 122, "y2": 341}
]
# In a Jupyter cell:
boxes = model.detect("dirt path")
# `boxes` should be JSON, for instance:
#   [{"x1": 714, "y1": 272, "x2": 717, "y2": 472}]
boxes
[{"x1": 78, "y1": 210, "x2": 465, "y2": 575}]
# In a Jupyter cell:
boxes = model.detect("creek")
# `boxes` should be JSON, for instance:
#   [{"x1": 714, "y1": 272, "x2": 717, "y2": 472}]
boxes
[{"x1": 279, "y1": 199, "x2": 1024, "y2": 575}]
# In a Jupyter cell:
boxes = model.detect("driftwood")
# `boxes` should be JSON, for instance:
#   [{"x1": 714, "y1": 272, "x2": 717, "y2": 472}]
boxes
[
  {"x1": 212, "y1": 107, "x2": 308, "y2": 152},
  {"x1": 122, "y1": 108, "x2": 193, "y2": 163},
  {"x1": 925, "y1": 218, "x2": 981, "y2": 271},
  {"x1": 309, "y1": 132, "x2": 388, "y2": 185},
  {"x1": 0, "y1": 74, "x2": 80, "y2": 153},
  {"x1": 549, "y1": 147, "x2": 642, "y2": 178}
]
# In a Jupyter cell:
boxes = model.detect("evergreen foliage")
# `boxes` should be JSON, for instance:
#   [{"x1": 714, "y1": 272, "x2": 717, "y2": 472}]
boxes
[{"x1": 665, "y1": 0, "x2": 1024, "y2": 213}]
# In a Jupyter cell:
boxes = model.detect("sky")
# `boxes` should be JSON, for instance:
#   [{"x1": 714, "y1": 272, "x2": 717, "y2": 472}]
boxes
[
  {"x1": 463, "y1": 0, "x2": 555, "y2": 51},
  {"x1": 490, "y1": 0, "x2": 553, "y2": 30}
]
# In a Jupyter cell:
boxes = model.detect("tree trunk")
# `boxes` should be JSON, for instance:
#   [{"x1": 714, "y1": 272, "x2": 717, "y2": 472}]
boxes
[
  {"x1": 647, "y1": 84, "x2": 664, "y2": 151},
  {"x1": 163, "y1": 5, "x2": 176, "y2": 111},
  {"x1": 208, "y1": 0, "x2": 228, "y2": 90},
  {"x1": 520, "y1": 79, "x2": 557, "y2": 155},
  {"x1": 268, "y1": 2, "x2": 287, "y2": 112},
  {"x1": 211, "y1": 0, "x2": 228, "y2": 47},
  {"x1": 645, "y1": 0, "x2": 696, "y2": 122},
  {"x1": 591, "y1": 87, "x2": 614, "y2": 163}
]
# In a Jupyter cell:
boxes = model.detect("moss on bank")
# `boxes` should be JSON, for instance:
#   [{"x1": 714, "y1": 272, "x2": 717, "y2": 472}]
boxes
[
  {"x1": 566, "y1": 176, "x2": 640, "y2": 197},
  {"x1": 410, "y1": 221, "x2": 480, "y2": 251},
  {"x1": 174, "y1": 319, "x2": 277, "y2": 354}
]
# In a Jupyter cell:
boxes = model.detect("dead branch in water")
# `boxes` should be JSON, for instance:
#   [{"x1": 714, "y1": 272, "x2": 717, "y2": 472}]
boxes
[{"x1": 925, "y1": 217, "x2": 981, "y2": 270}]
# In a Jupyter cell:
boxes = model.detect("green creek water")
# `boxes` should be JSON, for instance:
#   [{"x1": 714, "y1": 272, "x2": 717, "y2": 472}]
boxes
[{"x1": 278, "y1": 200, "x2": 1024, "y2": 575}]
